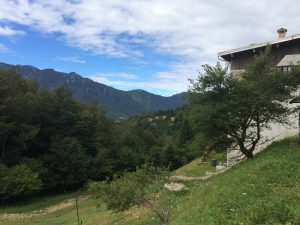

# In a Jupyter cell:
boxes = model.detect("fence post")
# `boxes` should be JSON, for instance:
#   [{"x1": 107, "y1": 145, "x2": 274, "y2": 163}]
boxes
[{"x1": 76, "y1": 196, "x2": 80, "y2": 225}]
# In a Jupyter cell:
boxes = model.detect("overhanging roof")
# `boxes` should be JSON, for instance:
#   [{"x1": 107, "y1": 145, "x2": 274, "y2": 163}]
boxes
[
  {"x1": 218, "y1": 34, "x2": 300, "y2": 58},
  {"x1": 277, "y1": 54, "x2": 300, "y2": 67},
  {"x1": 290, "y1": 96, "x2": 300, "y2": 104}
]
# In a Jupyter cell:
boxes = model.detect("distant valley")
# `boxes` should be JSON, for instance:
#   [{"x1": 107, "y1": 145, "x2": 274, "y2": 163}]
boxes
[{"x1": 0, "y1": 62, "x2": 186, "y2": 117}]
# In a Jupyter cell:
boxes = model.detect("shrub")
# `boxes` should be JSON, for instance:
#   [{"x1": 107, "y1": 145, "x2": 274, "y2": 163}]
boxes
[
  {"x1": 0, "y1": 163, "x2": 42, "y2": 199},
  {"x1": 89, "y1": 165, "x2": 172, "y2": 224}
]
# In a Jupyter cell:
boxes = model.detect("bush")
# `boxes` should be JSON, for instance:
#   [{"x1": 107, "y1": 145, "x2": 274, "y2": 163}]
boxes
[
  {"x1": 89, "y1": 165, "x2": 172, "y2": 224},
  {"x1": 0, "y1": 163, "x2": 42, "y2": 199}
]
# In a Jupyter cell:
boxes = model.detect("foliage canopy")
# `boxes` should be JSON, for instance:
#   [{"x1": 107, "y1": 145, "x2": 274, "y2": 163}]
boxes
[
  {"x1": 89, "y1": 165, "x2": 172, "y2": 224},
  {"x1": 0, "y1": 68, "x2": 193, "y2": 199},
  {"x1": 188, "y1": 48, "x2": 300, "y2": 158}
]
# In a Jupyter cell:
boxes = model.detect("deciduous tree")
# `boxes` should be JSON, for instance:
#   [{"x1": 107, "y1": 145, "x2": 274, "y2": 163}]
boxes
[{"x1": 189, "y1": 48, "x2": 300, "y2": 158}]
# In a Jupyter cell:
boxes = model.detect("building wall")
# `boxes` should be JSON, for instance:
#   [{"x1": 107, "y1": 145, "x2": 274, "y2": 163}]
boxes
[
  {"x1": 227, "y1": 109, "x2": 298, "y2": 166},
  {"x1": 230, "y1": 39, "x2": 300, "y2": 70},
  {"x1": 223, "y1": 38, "x2": 300, "y2": 165}
]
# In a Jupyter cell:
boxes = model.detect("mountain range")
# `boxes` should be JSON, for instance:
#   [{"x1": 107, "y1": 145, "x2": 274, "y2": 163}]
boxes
[{"x1": 0, "y1": 62, "x2": 186, "y2": 117}]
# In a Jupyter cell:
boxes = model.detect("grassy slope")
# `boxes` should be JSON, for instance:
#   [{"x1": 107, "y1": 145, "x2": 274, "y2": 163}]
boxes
[
  {"x1": 0, "y1": 191, "x2": 84, "y2": 214},
  {"x1": 172, "y1": 152, "x2": 226, "y2": 177},
  {"x1": 122, "y1": 137, "x2": 300, "y2": 225},
  {"x1": 1, "y1": 137, "x2": 299, "y2": 225},
  {"x1": 0, "y1": 195, "x2": 142, "y2": 225},
  {"x1": 169, "y1": 137, "x2": 300, "y2": 225}
]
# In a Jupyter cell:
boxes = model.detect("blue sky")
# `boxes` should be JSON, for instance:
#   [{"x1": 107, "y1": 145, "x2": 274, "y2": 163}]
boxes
[{"x1": 0, "y1": 0, "x2": 300, "y2": 96}]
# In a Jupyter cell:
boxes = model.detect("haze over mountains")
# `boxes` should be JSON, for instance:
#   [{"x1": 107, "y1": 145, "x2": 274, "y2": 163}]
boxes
[{"x1": 0, "y1": 62, "x2": 186, "y2": 117}]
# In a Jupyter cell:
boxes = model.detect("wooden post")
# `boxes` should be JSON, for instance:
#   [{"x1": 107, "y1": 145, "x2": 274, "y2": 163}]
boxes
[
  {"x1": 76, "y1": 196, "x2": 80, "y2": 225},
  {"x1": 298, "y1": 110, "x2": 300, "y2": 145}
]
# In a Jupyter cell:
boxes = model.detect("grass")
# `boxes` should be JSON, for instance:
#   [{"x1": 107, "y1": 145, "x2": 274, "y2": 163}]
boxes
[
  {"x1": 123, "y1": 137, "x2": 300, "y2": 225},
  {"x1": 0, "y1": 194, "x2": 146, "y2": 225},
  {"x1": 0, "y1": 190, "x2": 84, "y2": 214},
  {"x1": 1, "y1": 137, "x2": 299, "y2": 225},
  {"x1": 172, "y1": 152, "x2": 226, "y2": 177},
  {"x1": 172, "y1": 158, "x2": 214, "y2": 177},
  {"x1": 167, "y1": 137, "x2": 300, "y2": 225}
]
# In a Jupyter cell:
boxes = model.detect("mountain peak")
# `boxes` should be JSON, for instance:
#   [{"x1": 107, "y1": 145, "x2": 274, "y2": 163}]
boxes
[
  {"x1": 69, "y1": 72, "x2": 80, "y2": 76},
  {"x1": 0, "y1": 62, "x2": 186, "y2": 117}
]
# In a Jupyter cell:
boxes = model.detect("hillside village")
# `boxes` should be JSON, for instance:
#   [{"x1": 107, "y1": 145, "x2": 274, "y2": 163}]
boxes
[{"x1": 147, "y1": 115, "x2": 176, "y2": 122}]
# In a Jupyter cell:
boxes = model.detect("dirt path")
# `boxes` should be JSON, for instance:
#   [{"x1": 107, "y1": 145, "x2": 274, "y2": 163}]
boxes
[
  {"x1": 0, "y1": 196, "x2": 89, "y2": 221},
  {"x1": 1, "y1": 167, "x2": 232, "y2": 221},
  {"x1": 170, "y1": 166, "x2": 231, "y2": 181}
]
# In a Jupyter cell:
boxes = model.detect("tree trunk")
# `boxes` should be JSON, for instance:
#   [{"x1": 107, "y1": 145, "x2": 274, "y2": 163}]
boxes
[
  {"x1": 144, "y1": 200, "x2": 168, "y2": 224},
  {"x1": 237, "y1": 115, "x2": 260, "y2": 159},
  {"x1": 239, "y1": 146, "x2": 254, "y2": 158},
  {"x1": 244, "y1": 151, "x2": 254, "y2": 158}
]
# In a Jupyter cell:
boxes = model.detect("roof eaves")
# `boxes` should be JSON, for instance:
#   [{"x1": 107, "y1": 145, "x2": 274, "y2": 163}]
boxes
[
  {"x1": 218, "y1": 34, "x2": 300, "y2": 57},
  {"x1": 289, "y1": 96, "x2": 300, "y2": 104},
  {"x1": 277, "y1": 54, "x2": 300, "y2": 67}
]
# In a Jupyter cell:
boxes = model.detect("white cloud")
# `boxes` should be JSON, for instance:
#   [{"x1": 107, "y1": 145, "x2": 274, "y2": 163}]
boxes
[
  {"x1": 89, "y1": 60, "x2": 199, "y2": 92},
  {"x1": 2, "y1": 0, "x2": 300, "y2": 59},
  {"x1": 89, "y1": 76, "x2": 188, "y2": 93},
  {"x1": 1, "y1": 0, "x2": 300, "y2": 92},
  {"x1": 55, "y1": 56, "x2": 86, "y2": 63},
  {"x1": 0, "y1": 26, "x2": 25, "y2": 36},
  {"x1": 0, "y1": 43, "x2": 9, "y2": 53},
  {"x1": 98, "y1": 72, "x2": 138, "y2": 80}
]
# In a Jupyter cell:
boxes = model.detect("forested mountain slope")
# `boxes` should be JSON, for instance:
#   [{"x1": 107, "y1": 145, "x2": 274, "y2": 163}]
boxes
[{"x1": 0, "y1": 62, "x2": 186, "y2": 117}]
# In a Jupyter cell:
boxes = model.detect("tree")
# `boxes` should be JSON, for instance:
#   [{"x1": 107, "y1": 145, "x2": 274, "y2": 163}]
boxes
[
  {"x1": 188, "y1": 48, "x2": 300, "y2": 158},
  {"x1": 0, "y1": 163, "x2": 42, "y2": 199},
  {"x1": 0, "y1": 68, "x2": 117, "y2": 196},
  {"x1": 0, "y1": 68, "x2": 40, "y2": 165},
  {"x1": 162, "y1": 144, "x2": 185, "y2": 170},
  {"x1": 88, "y1": 165, "x2": 172, "y2": 224},
  {"x1": 43, "y1": 137, "x2": 90, "y2": 190}
]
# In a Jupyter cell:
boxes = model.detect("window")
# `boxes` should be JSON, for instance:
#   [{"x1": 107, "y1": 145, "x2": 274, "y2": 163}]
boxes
[{"x1": 282, "y1": 66, "x2": 291, "y2": 72}]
